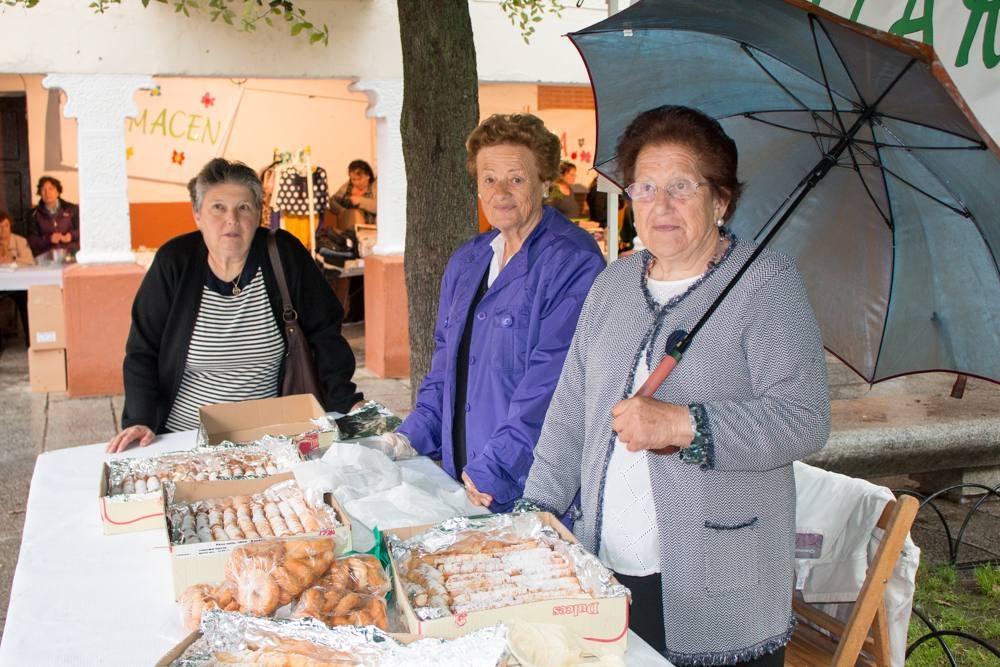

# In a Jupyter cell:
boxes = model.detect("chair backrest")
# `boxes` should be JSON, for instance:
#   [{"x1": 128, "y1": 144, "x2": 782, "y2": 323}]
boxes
[{"x1": 786, "y1": 494, "x2": 920, "y2": 666}]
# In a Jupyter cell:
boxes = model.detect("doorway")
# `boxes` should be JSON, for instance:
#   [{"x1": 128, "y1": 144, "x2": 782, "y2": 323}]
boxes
[{"x1": 0, "y1": 95, "x2": 31, "y2": 235}]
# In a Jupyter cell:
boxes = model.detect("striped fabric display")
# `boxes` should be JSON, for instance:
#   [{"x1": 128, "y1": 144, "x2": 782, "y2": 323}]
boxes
[{"x1": 165, "y1": 267, "x2": 285, "y2": 432}]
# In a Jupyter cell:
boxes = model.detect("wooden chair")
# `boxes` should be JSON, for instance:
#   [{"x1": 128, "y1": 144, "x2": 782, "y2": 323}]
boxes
[{"x1": 785, "y1": 493, "x2": 920, "y2": 666}]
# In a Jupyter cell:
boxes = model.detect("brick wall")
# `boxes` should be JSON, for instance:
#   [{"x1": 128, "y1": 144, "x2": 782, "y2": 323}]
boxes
[{"x1": 537, "y1": 85, "x2": 595, "y2": 110}]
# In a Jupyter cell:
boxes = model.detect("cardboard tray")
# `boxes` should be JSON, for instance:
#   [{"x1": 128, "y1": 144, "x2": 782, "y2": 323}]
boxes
[
  {"x1": 166, "y1": 473, "x2": 352, "y2": 599},
  {"x1": 197, "y1": 394, "x2": 335, "y2": 447},
  {"x1": 97, "y1": 462, "x2": 166, "y2": 535},
  {"x1": 386, "y1": 512, "x2": 629, "y2": 652}
]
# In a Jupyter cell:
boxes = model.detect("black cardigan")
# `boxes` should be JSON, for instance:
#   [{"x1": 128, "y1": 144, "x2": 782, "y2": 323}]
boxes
[{"x1": 121, "y1": 228, "x2": 362, "y2": 433}]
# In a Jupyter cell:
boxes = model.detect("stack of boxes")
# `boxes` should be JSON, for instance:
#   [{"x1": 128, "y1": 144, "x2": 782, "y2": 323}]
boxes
[{"x1": 27, "y1": 284, "x2": 67, "y2": 392}]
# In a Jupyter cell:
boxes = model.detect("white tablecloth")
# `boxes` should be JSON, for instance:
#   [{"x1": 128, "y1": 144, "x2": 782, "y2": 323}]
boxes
[
  {"x1": 0, "y1": 265, "x2": 64, "y2": 291},
  {"x1": 0, "y1": 431, "x2": 671, "y2": 666}
]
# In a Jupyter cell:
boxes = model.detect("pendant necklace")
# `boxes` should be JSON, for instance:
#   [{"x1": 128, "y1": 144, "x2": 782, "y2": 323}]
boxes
[{"x1": 230, "y1": 263, "x2": 247, "y2": 296}]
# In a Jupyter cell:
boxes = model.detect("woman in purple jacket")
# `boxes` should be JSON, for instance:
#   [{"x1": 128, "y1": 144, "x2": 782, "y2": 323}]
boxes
[
  {"x1": 26, "y1": 176, "x2": 80, "y2": 257},
  {"x1": 395, "y1": 114, "x2": 606, "y2": 513}
]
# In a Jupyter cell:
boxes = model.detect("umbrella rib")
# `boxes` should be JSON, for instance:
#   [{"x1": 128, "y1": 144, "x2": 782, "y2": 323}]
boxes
[
  {"x1": 739, "y1": 44, "x2": 841, "y2": 136},
  {"x1": 741, "y1": 112, "x2": 842, "y2": 140},
  {"x1": 808, "y1": 15, "x2": 853, "y2": 141},
  {"x1": 844, "y1": 142, "x2": 892, "y2": 228},
  {"x1": 874, "y1": 112, "x2": 988, "y2": 148},
  {"x1": 877, "y1": 163, "x2": 972, "y2": 217}
]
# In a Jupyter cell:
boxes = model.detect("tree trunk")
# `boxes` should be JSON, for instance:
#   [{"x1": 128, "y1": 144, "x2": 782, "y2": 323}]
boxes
[{"x1": 398, "y1": 0, "x2": 480, "y2": 397}]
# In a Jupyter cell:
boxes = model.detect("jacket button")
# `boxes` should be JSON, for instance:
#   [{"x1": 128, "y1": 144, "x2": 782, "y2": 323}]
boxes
[
  {"x1": 444, "y1": 316, "x2": 450, "y2": 327},
  {"x1": 476, "y1": 312, "x2": 486, "y2": 321},
  {"x1": 465, "y1": 403, "x2": 472, "y2": 413},
  {"x1": 470, "y1": 355, "x2": 476, "y2": 365},
  {"x1": 501, "y1": 316, "x2": 513, "y2": 327}
]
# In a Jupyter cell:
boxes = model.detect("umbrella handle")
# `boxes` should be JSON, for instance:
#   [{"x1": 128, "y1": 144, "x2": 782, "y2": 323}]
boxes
[{"x1": 634, "y1": 353, "x2": 681, "y2": 455}]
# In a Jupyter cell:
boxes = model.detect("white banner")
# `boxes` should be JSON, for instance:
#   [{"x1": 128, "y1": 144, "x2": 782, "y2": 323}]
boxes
[{"x1": 125, "y1": 77, "x2": 243, "y2": 184}]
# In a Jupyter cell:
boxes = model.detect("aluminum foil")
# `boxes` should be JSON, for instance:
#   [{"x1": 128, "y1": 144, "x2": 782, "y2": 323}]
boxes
[
  {"x1": 388, "y1": 513, "x2": 629, "y2": 621},
  {"x1": 335, "y1": 401, "x2": 402, "y2": 440},
  {"x1": 167, "y1": 610, "x2": 508, "y2": 667},
  {"x1": 105, "y1": 439, "x2": 301, "y2": 502}
]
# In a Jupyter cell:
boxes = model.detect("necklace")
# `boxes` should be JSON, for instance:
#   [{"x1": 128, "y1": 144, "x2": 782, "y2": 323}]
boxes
[{"x1": 231, "y1": 279, "x2": 242, "y2": 296}]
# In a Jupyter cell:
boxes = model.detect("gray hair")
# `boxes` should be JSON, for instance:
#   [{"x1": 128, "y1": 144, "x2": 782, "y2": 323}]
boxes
[{"x1": 187, "y1": 158, "x2": 263, "y2": 216}]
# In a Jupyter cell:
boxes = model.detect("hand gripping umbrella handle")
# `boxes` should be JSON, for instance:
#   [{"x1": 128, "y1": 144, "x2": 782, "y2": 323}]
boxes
[{"x1": 633, "y1": 330, "x2": 687, "y2": 455}]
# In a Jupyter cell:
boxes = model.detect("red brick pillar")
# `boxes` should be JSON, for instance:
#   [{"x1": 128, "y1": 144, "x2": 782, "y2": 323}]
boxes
[
  {"x1": 363, "y1": 254, "x2": 409, "y2": 378},
  {"x1": 62, "y1": 263, "x2": 144, "y2": 397}
]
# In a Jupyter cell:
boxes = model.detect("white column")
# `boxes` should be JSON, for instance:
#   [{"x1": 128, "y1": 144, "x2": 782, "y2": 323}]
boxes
[
  {"x1": 351, "y1": 78, "x2": 406, "y2": 256},
  {"x1": 597, "y1": 174, "x2": 622, "y2": 263},
  {"x1": 42, "y1": 74, "x2": 154, "y2": 264}
]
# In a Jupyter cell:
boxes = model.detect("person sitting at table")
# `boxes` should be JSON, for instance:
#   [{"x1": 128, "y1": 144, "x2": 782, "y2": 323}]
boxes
[
  {"x1": 389, "y1": 113, "x2": 606, "y2": 514},
  {"x1": 328, "y1": 159, "x2": 377, "y2": 228},
  {"x1": 1, "y1": 210, "x2": 34, "y2": 267},
  {"x1": 107, "y1": 158, "x2": 363, "y2": 453},
  {"x1": 26, "y1": 176, "x2": 80, "y2": 257},
  {"x1": 545, "y1": 160, "x2": 582, "y2": 219},
  {"x1": 0, "y1": 210, "x2": 35, "y2": 345}
]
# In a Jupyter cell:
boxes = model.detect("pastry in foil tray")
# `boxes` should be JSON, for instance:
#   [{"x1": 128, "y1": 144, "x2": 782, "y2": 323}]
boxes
[
  {"x1": 389, "y1": 514, "x2": 629, "y2": 621},
  {"x1": 167, "y1": 480, "x2": 339, "y2": 545},
  {"x1": 290, "y1": 554, "x2": 390, "y2": 630},
  {"x1": 106, "y1": 440, "x2": 300, "y2": 499}
]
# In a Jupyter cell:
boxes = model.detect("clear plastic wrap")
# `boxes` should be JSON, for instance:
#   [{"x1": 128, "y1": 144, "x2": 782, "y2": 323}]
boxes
[
  {"x1": 291, "y1": 554, "x2": 391, "y2": 630},
  {"x1": 388, "y1": 513, "x2": 630, "y2": 621},
  {"x1": 334, "y1": 401, "x2": 402, "y2": 440},
  {"x1": 105, "y1": 440, "x2": 301, "y2": 502},
  {"x1": 167, "y1": 610, "x2": 509, "y2": 667},
  {"x1": 167, "y1": 479, "x2": 342, "y2": 545}
]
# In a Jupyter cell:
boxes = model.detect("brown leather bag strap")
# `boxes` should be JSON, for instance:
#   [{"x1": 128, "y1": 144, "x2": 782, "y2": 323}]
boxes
[{"x1": 266, "y1": 231, "x2": 297, "y2": 324}]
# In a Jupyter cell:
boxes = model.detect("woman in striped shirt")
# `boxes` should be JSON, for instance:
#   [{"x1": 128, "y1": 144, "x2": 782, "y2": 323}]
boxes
[{"x1": 107, "y1": 158, "x2": 361, "y2": 453}]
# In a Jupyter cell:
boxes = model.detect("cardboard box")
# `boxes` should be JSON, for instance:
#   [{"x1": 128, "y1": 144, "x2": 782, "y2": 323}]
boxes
[
  {"x1": 198, "y1": 394, "x2": 335, "y2": 447},
  {"x1": 387, "y1": 512, "x2": 629, "y2": 652},
  {"x1": 98, "y1": 463, "x2": 165, "y2": 534},
  {"x1": 97, "y1": 463, "x2": 166, "y2": 535},
  {"x1": 167, "y1": 473, "x2": 351, "y2": 599},
  {"x1": 28, "y1": 348, "x2": 66, "y2": 392},
  {"x1": 27, "y1": 284, "x2": 66, "y2": 349}
]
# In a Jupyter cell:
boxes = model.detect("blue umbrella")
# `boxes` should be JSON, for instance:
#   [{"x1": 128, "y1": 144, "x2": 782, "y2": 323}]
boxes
[{"x1": 572, "y1": 0, "x2": 1000, "y2": 384}]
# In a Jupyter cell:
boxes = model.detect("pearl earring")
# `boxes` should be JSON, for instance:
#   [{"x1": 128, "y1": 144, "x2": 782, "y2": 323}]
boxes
[{"x1": 716, "y1": 218, "x2": 724, "y2": 227}]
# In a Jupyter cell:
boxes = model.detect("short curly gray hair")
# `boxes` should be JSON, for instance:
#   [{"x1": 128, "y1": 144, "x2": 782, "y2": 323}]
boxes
[
  {"x1": 187, "y1": 158, "x2": 263, "y2": 216},
  {"x1": 466, "y1": 113, "x2": 561, "y2": 183}
]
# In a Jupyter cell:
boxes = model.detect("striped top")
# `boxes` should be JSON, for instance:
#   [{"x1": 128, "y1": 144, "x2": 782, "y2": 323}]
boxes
[{"x1": 164, "y1": 267, "x2": 285, "y2": 432}]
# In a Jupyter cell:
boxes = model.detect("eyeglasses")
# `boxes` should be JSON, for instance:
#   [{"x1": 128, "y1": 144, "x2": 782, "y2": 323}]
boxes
[{"x1": 624, "y1": 178, "x2": 707, "y2": 202}]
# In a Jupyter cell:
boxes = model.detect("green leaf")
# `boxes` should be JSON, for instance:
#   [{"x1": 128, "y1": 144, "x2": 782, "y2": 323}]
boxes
[
  {"x1": 309, "y1": 31, "x2": 325, "y2": 44},
  {"x1": 291, "y1": 22, "x2": 304, "y2": 35}
]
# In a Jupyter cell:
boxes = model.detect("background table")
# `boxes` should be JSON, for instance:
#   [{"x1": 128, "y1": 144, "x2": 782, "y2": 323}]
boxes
[
  {"x1": 0, "y1": 265, "x2": 64, "y2": 291},
  {"x1": 0, "y1": 431, "x2": 672, "y2": 666}
]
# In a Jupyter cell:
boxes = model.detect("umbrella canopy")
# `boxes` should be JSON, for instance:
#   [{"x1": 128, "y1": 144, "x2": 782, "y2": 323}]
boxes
[{"x1": 571, "y1": 0, "x2": 1000, "y2": 383}]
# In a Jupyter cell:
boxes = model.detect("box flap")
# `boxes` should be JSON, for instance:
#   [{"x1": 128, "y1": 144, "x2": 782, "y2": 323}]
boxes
[{"x1": 198, "y1": 395, "x2": 326, "y2": 445}]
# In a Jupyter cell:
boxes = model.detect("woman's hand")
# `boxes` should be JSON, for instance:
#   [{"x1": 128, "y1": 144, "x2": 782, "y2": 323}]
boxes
[
  {"x1": 106, "y1": 425, "x2": 155, "y2": 454},
  {"x1": 462, "y1": 471, "x2": 493, "y2": 508},
  {"x1": 611, "y1": 397, "x2": 694, "y2": 452},
  {"x1": 49, "y1": 232, "x2": 62, "y2": 244}
]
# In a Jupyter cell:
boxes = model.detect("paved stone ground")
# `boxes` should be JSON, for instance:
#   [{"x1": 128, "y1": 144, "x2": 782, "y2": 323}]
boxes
[{"x1": 0, "y1": 322, "x2": 997, "y2": 640}]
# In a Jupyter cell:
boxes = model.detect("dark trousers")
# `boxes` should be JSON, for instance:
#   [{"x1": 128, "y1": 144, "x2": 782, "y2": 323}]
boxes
[
  {"x1": 0, "y1": 291, "x2": 29, "y2": 344},
  {"x1": 614, "y1": 571, "x2": 786, "y2": 667}
]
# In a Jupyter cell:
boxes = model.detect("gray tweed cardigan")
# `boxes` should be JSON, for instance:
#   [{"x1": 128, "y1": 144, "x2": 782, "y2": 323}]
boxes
[{"x1": 522, "y1": 238, "x2": 831, "y2": 666}]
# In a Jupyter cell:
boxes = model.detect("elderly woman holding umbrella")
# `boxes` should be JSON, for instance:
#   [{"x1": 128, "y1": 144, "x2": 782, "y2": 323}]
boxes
[
  {"x1": 392, "y1": 113, "x2": 606, "y2": 513},
  {"x1": 518, "y1": 106, "x2": 830, "y2": 666}
]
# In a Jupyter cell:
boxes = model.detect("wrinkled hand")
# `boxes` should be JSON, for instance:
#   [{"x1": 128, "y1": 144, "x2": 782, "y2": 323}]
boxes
[
  {"x1": 49, "y1": 232, "x2": 62, "y2": 244},
  {"x1": 611, "y1": 397, "x2": 693, "y2": 453},
  {"x1": 106, "y1": 425, "x2": 155, "y2": 454},
  {"x1": 462, "y1": 471, "x2": 493, "y2": 508},
  {"x1": 357, "y1": 432, "x2": 417, "y2": 460}
]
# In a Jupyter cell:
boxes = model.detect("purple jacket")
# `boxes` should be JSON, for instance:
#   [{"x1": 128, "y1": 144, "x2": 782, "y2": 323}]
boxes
[
  {"x1": 398, "y1": 207, "x2": 605, "y2": 512},
  {"x1": 27, "y1": 199, "x2": 80, "y2": 256}
]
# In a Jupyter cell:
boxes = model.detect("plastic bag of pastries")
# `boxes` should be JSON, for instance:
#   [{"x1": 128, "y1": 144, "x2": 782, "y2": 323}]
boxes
[
  {"x1": 224, "y1": 537, "x2": 337, "y2": 616},
  {"x1": 178, "y1": 581, "x2": 241, "y2": 632},
  {"x1": 290, "y1": 554, "x2": 390, "y2": 630}
]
